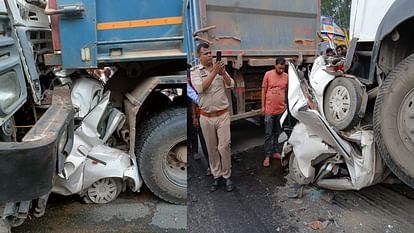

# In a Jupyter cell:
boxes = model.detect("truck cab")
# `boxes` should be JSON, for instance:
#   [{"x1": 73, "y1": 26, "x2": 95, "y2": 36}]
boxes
[{"x1": 0, "y1": 0, "x2": 73, "y2": 230}]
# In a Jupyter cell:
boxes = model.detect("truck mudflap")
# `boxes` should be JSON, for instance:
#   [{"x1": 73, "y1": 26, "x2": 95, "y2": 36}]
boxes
[{"x1": 0, "y1": 86, "x2": 73, "y2": 202}]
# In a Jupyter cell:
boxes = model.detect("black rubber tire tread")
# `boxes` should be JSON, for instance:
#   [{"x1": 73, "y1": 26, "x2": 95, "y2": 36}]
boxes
[
  {"x1": 374, "y1": 54, "x2": 414, "y2": 188},
  {"x1": 289, "y1": 152, "x2": 311, "y2": 185},
  {"x1": 323, "y1": 77, "x2": 363, "y2": 130},
  {"x1": 136, "y1": 107, "x2": 186, "y2": 204},
  {"x1": 113, "y1": 178, "x2": 123, "y2": 200},
  {"x1": 134, "y1": 92, "x2": 174, "y2": 157},
  {"x1": 134, "y1": 105, "x2": 180, "y2": 158}
]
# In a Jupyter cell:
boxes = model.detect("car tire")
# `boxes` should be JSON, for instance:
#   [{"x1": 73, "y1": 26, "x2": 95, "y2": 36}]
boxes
[
  {"x1": 289, "y1": 152, "x2": 311, "y2": 185},
  {"x1": 323, "y1": 77, "x2": 363, "y2": 130},
  {"x1": 84, "y1": 177, "x2": 123, "y2": 204}
]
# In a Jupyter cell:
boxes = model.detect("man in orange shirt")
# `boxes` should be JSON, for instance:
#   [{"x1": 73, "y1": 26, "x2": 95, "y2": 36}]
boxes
[{"x1": 261, "y1": 57, "x2": 288, "y2": 167}]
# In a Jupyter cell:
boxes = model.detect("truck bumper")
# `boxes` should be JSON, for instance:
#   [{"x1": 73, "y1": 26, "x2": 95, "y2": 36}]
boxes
[{"x1": 0, "y1": 86, "x2": 73, "y2": 202}]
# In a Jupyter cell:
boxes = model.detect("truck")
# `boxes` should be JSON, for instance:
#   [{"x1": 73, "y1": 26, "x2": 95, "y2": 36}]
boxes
[
  {"x1": 1, "y1": 0, "x2": 187, "y2": 231},
  {"x1": 344, "y1": 0, "x2": 414, "y2": 188},
  {"x1": 187, "y1": 0, "x2": 320, "y2": 121}
]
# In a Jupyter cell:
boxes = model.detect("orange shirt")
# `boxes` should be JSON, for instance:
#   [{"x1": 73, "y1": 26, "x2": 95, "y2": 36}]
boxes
[{"x1": 262, "y1": 70, "x2": 288, "y2": 115}]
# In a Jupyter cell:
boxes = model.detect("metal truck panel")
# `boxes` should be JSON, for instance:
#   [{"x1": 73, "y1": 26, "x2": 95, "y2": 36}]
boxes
[
  {"x1": 56, "y1": 0, "x2": 186, "y2": 68},
  {"x1": 0, "y1": 86, "x2": 73, "y2": 202},
  {"x1": 349, "y1": 0, "x2": 395, "y2": 42},
  {"x1": 15, "y1": 27, "x2": 53, "y2": 103},
  {"x1": 0, "y1": 31, "x2": 27, "y2": 124},
  {"x1": 5, "y1": 0, "x2": 52, "y2": 103},
  {"x1": 0, "y1": 1, "x2": 6, "y2": 13},
  {"x1": 368, "y1": 0, "x2": 414, "y2": 83},
  {"x1": 189, "y1": 0, "x2": 319, "y2": 64}
]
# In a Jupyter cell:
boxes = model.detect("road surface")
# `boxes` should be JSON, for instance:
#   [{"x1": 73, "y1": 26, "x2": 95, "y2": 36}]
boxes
[
  {"x1": 188, "y1": 119, "x2": 414, "y2": 233},
  {"x1": 13, "y1": 186, "x2": 186, "y2": 233}
]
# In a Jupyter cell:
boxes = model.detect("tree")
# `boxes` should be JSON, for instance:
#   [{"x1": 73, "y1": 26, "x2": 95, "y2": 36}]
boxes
[{"x1": 321, "y1": 0, "x2": 352, "y2": 30}]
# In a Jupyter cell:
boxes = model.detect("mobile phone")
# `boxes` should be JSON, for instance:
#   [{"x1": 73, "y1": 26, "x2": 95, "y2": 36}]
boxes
[{"x1": 216, "y1": 51, "x2": 222, "y2": 62}]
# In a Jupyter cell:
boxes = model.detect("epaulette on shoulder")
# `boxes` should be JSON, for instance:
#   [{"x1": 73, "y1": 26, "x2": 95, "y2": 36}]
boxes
[{"x1": 193, "y1": 64, "x2": 205, "y2": 71}]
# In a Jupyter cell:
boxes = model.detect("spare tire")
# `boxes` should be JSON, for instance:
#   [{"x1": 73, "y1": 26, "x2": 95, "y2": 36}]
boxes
[
  {"x1": 136, "y1": 108, "x2": 187, "y2": 204},
  {"x1": 374, "y1": 54, "x2": 414, "y2": 188},
  {"x1": 323, "y1": 78, "x2": 363, "y2": 130}
]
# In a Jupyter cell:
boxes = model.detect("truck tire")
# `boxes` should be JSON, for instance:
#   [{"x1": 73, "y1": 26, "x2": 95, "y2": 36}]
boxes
[
  {"x1": 374, "y1": 54, "x2": 414, "y2": 188},
  {"x1": 323, "y1": 77, "x2": 363, "y2": 130},
  {"x1": 137, "y1": 108, "x2": 186, "y2": 204}
]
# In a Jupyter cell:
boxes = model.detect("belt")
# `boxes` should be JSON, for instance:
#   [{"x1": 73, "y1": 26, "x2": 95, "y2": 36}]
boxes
[{"x1": 199, "y1": 108, "x2": 229, "y2": 118}]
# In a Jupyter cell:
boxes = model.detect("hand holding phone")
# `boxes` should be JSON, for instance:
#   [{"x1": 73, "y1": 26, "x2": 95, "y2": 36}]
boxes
[{"x1": 216, "y1": 51, "x2": 222, "y2": 62}]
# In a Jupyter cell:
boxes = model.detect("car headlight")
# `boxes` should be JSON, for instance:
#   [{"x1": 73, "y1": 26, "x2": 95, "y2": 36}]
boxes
[{"x1": 0, "y1": 71, "x2": 21, "y2": 116}]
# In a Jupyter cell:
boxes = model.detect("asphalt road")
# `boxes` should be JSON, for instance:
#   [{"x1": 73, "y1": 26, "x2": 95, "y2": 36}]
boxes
[
  {"x1": 12, "y1": 118, "x2": 414, "y2": 233},
  {"x1": 188, "y1": 119, "x2": 414, "y2": 233},
  {"x1": 188, "y1": 119, "x2": 297, "y2": 233},
  {"x1": 13, "y1": 186, "x2": 186, "y2": 233}
]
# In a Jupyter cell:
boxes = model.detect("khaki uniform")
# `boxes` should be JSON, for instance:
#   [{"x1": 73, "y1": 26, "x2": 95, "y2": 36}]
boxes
[{"x1": 191, "y1": 64, "x2": 234, "y2": 179}]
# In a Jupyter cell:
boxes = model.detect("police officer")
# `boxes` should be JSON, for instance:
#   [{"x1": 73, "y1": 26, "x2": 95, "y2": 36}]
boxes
[{"x1": 190, "y1": 43, "x2": 235, "y2": 192}]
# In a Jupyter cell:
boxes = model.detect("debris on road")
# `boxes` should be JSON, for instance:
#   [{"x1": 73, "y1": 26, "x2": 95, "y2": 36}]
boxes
[{"x1": 307, "y1": 220, "x2": 330, "y2": 230}]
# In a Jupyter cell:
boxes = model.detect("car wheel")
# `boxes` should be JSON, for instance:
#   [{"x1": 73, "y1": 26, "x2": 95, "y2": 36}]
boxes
[
  {"x1": 323, "y1": 77, "x2": 363, "y2": 130},
  {"x1": 289, "y1": 152, "x2": 311, "y2": 185}
]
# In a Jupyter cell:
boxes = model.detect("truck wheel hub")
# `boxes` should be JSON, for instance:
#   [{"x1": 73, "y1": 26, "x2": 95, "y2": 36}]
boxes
[
  {"x1": 163, "y1": 140, "x2": 187, "y2": 188},
  {"x1": 398, "y1": 88, "x2": 414, "y2": 152}
]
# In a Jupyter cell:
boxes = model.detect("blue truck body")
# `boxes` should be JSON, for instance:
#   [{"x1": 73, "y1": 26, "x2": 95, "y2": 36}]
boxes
[{"x1": 54, "y1": 0, "x2": 186, "y2": 68}]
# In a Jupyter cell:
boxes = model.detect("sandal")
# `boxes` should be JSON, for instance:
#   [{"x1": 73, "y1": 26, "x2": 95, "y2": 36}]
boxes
[
  {"x1": 263, "y1": 157, "x2": 270, "y2": 167},
  {"x1": 272, "y1": 153, "x2": 282, "y2": 159}
]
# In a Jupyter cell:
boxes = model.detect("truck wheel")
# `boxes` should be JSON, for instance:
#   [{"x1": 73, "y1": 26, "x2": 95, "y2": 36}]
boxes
[
  {"x1": 137, "y1": 108, "x2": 186, "y2": 204},
  {"x1": 323, "y1": 77, "x2": 362, "y2": 130},
  {"x1": 374, "y1": 54, "x2": 414, "y2": 188}
]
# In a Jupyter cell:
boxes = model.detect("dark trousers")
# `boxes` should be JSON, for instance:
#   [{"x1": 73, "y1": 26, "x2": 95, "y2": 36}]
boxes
[
  {"x1": 187, "y1": 98, "x2": 209, "y2": 161},
  {"x1": 264, "y1": 114, "x2": 283, "y2": 158},
  {"x1": 187, "y1": 98, "x2": 198, "y2": 155}
]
